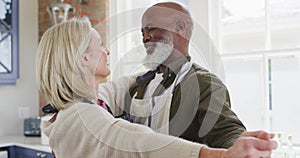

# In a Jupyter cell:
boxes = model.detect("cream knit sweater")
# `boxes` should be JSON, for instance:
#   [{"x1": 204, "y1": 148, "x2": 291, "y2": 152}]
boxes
[{"x1": 43, "y1": 103, "x2": 203, "y2": 158}]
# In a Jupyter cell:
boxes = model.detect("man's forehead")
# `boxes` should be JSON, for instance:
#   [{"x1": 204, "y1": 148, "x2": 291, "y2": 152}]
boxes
[
  {"x1": 142, "y1": 6, "x2": 180, "y2": 27},
  {"x1": 142, "y1": 17, "x2": 170, "y2": 29},
  {"x1": 144, "y1": 6, "x2": 181, "y2": 18}
]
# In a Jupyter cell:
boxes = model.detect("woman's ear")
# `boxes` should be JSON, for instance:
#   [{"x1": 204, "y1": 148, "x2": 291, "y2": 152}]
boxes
[{"x1": 81, "y1": 53, "x2": 89, "y2": 66}]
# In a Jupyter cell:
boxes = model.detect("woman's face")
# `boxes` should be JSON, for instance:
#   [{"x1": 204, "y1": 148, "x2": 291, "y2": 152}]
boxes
[{"x1": 84, "y1": 29, "x2": 110, "y2": 78}]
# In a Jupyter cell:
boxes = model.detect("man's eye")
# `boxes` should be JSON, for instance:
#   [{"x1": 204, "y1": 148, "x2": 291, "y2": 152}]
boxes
[
  {"x1": 148, "y1": 27, "x2": 156, "y2": 32},
  {"x1": 141, "y1": 27, "x2": 158, "y2": 36}
]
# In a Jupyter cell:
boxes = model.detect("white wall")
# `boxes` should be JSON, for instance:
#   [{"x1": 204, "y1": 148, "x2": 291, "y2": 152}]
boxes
[{"x1": 0, "y1": 0, "x2": 39, "y2": 136}]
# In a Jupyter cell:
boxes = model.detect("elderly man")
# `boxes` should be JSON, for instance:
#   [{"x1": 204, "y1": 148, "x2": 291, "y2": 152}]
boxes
[{"x1": 99, "y1": 2, "x2": 246, "y2": 148}]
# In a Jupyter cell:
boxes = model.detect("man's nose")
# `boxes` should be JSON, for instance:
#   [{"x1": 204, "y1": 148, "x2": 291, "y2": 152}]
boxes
[{"x1": 143, "y1": 32, "x2": 151, "y2": 43}]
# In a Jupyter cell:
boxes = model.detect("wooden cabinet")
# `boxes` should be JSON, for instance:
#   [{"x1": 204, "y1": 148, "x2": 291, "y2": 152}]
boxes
[{"x1": 3, "y1": 146, "x2": 52, "y2": 158}]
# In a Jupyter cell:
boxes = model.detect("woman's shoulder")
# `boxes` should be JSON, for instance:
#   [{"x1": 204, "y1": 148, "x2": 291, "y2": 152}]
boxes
[
  {"x1": 74, "y1": 102, "x2": 115, "y2": 126},
  {"x1": 73, "y1": 102, "x2": 114, "y2": 119},
  {"x1": 56, "y1": 102, "x2": 114, "y2": 127}
]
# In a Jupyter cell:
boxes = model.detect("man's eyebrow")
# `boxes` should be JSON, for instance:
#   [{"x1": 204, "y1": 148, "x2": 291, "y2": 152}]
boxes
[
  {"x1": 141, "y1": 24, "x2": 150, "y2": 33},
  {"x1": 144, "y1": 22, "x2": 158, "y2": 27},
  {"x1": 142, "y1": 24, "x2": 159, "y2": 30}
]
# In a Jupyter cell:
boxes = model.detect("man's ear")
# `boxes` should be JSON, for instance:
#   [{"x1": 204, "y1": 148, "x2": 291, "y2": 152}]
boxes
[{"x1": 176, "y1": 19, "x2": 186, "y2": 34}]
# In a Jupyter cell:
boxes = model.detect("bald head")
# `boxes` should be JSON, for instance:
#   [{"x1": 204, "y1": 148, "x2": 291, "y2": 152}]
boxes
[
  {"x1": 142, "y1": 2, "x2": 194, "y2": 40},
  {"x1": 153, "y1": 2, "x2": 191, "y2": 18}
]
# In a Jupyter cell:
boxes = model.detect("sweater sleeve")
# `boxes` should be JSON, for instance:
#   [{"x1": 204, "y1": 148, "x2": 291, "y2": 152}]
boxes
[
  {"x1": 78, "y1": 104, "x2": 204, "y2": 158},
  {"x1": 98, "y1": 76, "x2": 136, "y2": 116}
]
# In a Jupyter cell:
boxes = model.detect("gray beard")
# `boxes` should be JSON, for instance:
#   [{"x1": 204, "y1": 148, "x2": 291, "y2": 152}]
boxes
[{"x1": 143, "y1": 42, "x2": 173, "y2": 70}]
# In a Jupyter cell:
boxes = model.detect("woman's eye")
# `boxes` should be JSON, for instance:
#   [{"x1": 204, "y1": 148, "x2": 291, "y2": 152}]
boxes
[{"x1": 100, "y1": 45, "x2": 107, "y2": 51}]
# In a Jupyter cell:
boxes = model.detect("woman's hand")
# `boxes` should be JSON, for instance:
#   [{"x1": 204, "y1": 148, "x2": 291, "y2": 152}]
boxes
[
  {"x1": 199, "y1": 131, "x2": 277, "y2": 158},
  {"x1": 223, "y1": 131, "x2": 277, "y2": 158}
]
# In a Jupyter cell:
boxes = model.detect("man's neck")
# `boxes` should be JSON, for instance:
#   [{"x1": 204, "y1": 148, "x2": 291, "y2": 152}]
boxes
[
  {"x1": 158, "y1": 65, "x2": 166, "y2": 73},
  {"x1": 159, "y1": 54, "x2": 190, "y2": 73},
  {"x1": 163, "y1": 53, "x2": 182, "y2": 66}
]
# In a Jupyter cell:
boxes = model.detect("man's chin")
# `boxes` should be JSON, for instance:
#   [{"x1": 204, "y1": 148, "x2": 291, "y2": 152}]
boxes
[
  {"x1": 143, "y1": 62, "x2": 160, "y2": 70},
  {"x1": 146, "y1": 49, "x2": 154, "y2": 55},
  {"x1": 143, "y1": 42, "x2": 173, "y2": 70}
]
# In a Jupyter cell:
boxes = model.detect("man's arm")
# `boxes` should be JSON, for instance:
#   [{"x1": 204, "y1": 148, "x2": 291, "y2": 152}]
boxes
[
  {"x1": 169, "y1": 68, "x2": 246, "y2": 148},
  {"x1": 195, "y1": 71, "x2": 246, "y2": 148}
]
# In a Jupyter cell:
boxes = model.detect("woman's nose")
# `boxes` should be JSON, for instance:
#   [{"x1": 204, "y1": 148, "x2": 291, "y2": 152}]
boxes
[{"x1": 104, "y1": 48, "x2": 110, "y2": 55}]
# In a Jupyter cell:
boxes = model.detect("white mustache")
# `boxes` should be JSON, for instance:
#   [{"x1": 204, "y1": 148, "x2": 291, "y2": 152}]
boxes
[
  {"x1": 143, "y1": 42, "x2": 174, "y2": 70},
  {"x1": 144, "y1": 41, "x2": 171, "y2": 49}
]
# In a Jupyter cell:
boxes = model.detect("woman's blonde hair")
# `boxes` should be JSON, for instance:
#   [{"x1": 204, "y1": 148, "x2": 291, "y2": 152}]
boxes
[{"x1": 36, "y1": 17, "x2": 94, "y2": 110}]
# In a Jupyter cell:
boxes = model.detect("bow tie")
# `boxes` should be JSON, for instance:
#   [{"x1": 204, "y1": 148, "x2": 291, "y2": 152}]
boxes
[
  {"x1": 152, "y1": 67, "x2": 176, "y2": 96},
  {"x1": 136, "y1": 67, "x2": 159, "y2": 84},
  {"x1": 134, "y1": 66, "x2": 176, "y2": 97}
]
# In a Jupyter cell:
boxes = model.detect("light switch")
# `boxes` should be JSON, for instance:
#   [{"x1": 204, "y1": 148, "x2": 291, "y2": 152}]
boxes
[{"x1": 18, "y1": 107, "x2": 30, "y2": 119}]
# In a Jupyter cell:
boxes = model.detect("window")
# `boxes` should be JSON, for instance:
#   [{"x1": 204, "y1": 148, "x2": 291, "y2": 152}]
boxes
[
  {"x1": 0, "y1": 0, "x2": 19, "y2": 85},
  {"x1": 271, "y1": 55, "x2": 300, "y2": 145},
  {"x1": 109, "y1": 0, "x2": 155, "y2": 80},
  {"x1": 221, "y1": 0, "x2": 300, "y2": 145}
]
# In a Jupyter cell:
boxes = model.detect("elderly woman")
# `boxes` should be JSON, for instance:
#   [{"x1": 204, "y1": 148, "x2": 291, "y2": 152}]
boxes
[{"x1": 36, "y1": 17, "x2": 276, "y2": 158}]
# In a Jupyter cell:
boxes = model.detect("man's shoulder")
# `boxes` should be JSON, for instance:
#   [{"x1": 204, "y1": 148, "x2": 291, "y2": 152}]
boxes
[
  {"x1": 184, "y1": 63, "x2": 225, "y2": 85},
  {"x1": 190, "y1": 63, "x2": 219, "y2": 79},
  {"x1": 191, "y1": 63, "x2": 211, "y2": 75}
]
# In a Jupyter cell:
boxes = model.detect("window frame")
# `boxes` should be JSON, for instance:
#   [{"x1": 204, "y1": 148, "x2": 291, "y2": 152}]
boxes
[{"x1": 0, "y1": 0, "x2": 19, "y2": 85}]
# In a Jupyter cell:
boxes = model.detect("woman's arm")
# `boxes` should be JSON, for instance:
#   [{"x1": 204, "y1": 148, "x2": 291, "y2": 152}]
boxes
[
  {"x1": 98, "y1": 76, "x2": 136, "y2": 115},
  {"x1": 79, "y1": 104, "x2": 276, "y2": 158},
  {"x1": 78, "y1": 103, "x2": 203, "y2": 158}
]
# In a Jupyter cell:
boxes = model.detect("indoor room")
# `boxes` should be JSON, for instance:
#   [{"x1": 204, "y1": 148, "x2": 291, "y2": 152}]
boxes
[{"x1": 0, "y1": 0, "x2": 299, "y2": 157}]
